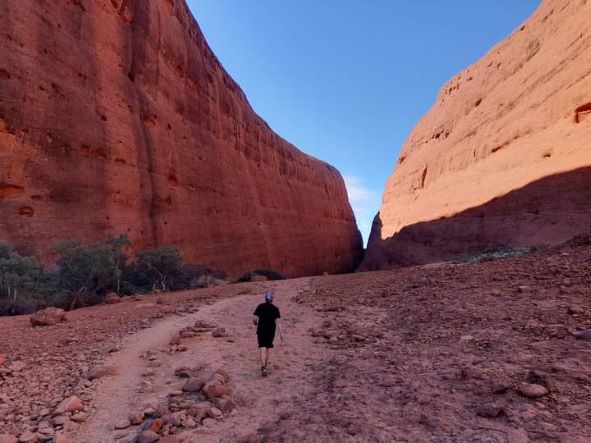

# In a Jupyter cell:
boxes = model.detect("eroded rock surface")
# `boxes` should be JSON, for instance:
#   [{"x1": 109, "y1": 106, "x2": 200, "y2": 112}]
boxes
[
  {"x1": 363, "y1": 0, "x2": 591, "y2": 270},
  {"x1": 0, "y1": 0, "x2": 362, "y2": 277}
]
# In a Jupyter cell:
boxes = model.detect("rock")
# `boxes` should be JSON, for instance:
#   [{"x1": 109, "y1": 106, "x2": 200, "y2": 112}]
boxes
[
  {"x1": 214, "y1": 398, "x2": 237, "y2": 414},
  {"x1": 574, "y1": 330, "x2": 591, "y2": 340},
  {"x1": 51, "y1": 416, "x2": 67, "y2": 426},
  {"x1": 104, "y1": 292, "x2": 121, "y2": 304},
  {"x1": 246, "y1": 433, "x2": 262, "y2": 443},
  {"x1": 360, "y1": 0, "x2": 591, "y2": 270},
  {"x1": 114, "y1": 419, "x2": 131, "y2": 430},
  {"x1": 86, "y1": 365, "x2": 116, "y2": 380},
  {"x1": 0, "y1": 436, "x2": 18, "y2": 443},
  {"x1": 70, "y1": 412, "x2": 88, "y2": 423},
  {"x1": 517, "y1": 382, "x2": 549, "y2": 398},
  {"x1": 211, "y1": 369, "x2": 230, "y2": 384},
  {"x1": 182, "y1": 378, "x2": 205, "y2": 393},
  {"x1": 211, "y1": 328, "x2": 227, "y2": 338},
  {"x1": 130, "y1": 412, "x2": 145, "y2": 425},
  {"x1": 476, "y1": 403, "x2": 504, "y2": 418},
  {"x1": 54, "y1": 396, "x2": 84, "y2": 414},
  {"x1": 168, "y1": 335, "x2": 181, "y2": 346},
  {"x1": 148, "y1": 418, "x2": 164, "y2": 434},
  {"x1": 0, "y1": 355, "x2": 6, "y2": 367},
  {"x1": 203, "y1": 381, "x2": 232, "y2": 399},
  {"x1": 0, "y1": 1, "x2": 362, "y2": 278},
  {"x1": 8, "y1": 361, "x2": 27, "y2": 372},
  {"x1": 17, "y1": 432, "x2": 37, "y2": 443},
  {"x1": 138, "y1": 431, "x2": 160, "y2": 443},
  {"x1": 568, "y1": 305, "x2": 584, "y2": 315},
  {"x1": 208, "y1": 407, "x2": 222, "y2": 419},
  {"x1": 491, "y1": 380, "x2": 513, "y2": 394},
  {"x1": 30, "y1": 308, "x2": 67, "y2": 327},
  {"x1": 53, "y1": 432, "x2": 69, "y2": 443}
]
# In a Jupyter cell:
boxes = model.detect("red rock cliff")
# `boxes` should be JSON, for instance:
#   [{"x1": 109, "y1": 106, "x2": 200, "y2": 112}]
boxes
[
  {"x1": 362, "y1": 0, "x2": 591, "y2": 270},
  {"x1": 0, "y1": 0, "x2": 362, "y2": 277}
]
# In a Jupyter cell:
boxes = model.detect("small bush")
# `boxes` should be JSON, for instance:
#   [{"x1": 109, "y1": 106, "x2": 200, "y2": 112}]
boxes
[
  {"x1": 462, "y1": 245, "x2": 538, "y2": 263},
  {"x1": 236, "y1": 268, "x2": 287, "y2": 283}
]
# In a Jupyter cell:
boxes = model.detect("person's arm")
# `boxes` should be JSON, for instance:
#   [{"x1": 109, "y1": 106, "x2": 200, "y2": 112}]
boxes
[
  {"x1": 276, "y1": 319, "x2": 284, "y2": 341},
  {"x1": 253, "y1": 305, "x2": 260, "y2": 327}
]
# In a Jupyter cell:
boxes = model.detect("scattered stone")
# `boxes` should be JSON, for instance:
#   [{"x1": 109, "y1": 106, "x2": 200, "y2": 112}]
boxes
[
  {"x1": 0, "y1": 355, "x2": 6, "y2": 366},
  {"x1": 130, "y1": 412, "x2": 145, "y2": 425},
  {"x1": 52, "y1": 416, "x2": 67, "y2": 426},
  {"x1": 138, "y1": 431, "x2": 159, "y2": 443},
  {"x1": 70, "y1": 412, "x2": 88, "y2": 423},
  {"x1": 114, "y1": 419, "x2": 131, "y2": 430},
  {"x1": 0, "y1": 436, "x2": 18, "y2": 443},
  {"x1": 8, "y1": 361, "x2": 27, "y2": 372},
  {"x1": 568, "y1": 305, "x2": 584, "y2": 315},
  {"x1": 491, "y1": 380, "x2": 512, "y2": 394},
  {"x1": 55, "y1": 396, "x2": 84, "y2": 415},
  {"x1": 517, "y1": 286, "x2": 531, "y2": 294},
  {"x1": 246, "y1": 433, "x2": 262, "y2": 443},
  {"x1": 182, "y1": 377, "x2": 204, "y2": 393},
  {"x1": 104, "y1": 292, "x2": 122, "y2": 304},
  {"x1": 203, "y1": 381, "x2": 231, "y2": 399},
  {"x1": 169, "y1": 334, "x2": 181, "y2": 346},
  {"x1": 17, "y1": 431, "x2": 37, "y2": 443},
  {"x1": 517, "y1": 382, "x2": 549, "y2": 398},
  {"x1": 211, "y1": 327, "x2": 227, "y2": 338},
  {"x1": 208, "y1": 407, "x2": 222, "y2": 419},
  {"x1": 574, "y1": 330, "x2": 591, "y2": 340},
  {"x1": 476, "y1": 403, "x2": 504, "y2": 418},
  {"x1": 30, "y1": 307, "x2": 67, "y2": 327},
  {"x1": 86, "y1": 365, "x2": 117, "y2": 380}
]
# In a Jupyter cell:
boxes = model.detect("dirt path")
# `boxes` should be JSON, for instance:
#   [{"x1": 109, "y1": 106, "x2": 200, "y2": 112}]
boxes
[{"x1": 74, "y1": 277, "x2": 330, "y2": 442}]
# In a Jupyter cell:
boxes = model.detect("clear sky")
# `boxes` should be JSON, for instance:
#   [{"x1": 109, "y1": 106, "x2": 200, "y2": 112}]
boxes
[{"x1": 187, "y1": 0, "x2": 541, "y2": 243}]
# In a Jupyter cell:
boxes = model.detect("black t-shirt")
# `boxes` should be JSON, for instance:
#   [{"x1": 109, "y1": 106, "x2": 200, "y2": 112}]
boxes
[{"x1": 253, "y1": 303, "x2": 281, "y2": 334}]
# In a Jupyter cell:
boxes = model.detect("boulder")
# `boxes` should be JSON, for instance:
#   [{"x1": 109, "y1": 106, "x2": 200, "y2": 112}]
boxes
[
  {"x1": 203, "y1": 381, "x2": 231, "y2": 400},
  {"x1": 30, "y1": 308, "x2": 66, "y2": 327},
  {"x1": 182, "y1": 378, "x2": 205, "y2": 393},
  {"x1": 54, "y1": 396, "x2": 84, "y2": 415},
  {"x1": 104, "y1": 293, "x2": 121, "y2": 304}
]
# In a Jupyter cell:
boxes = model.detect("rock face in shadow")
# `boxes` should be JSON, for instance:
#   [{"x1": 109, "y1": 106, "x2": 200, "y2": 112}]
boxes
[
  {"x1": 0, "y1": 0, "x2": 362, "y2": 277},
  {"x1": 362, "y1": 0, "x2": 591, "y2": 270}
]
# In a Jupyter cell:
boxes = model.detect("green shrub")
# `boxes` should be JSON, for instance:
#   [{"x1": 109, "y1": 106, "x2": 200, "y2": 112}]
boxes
[
  {"x1": 0, "y1": 243, "x2": 55, "y2": 315},
  {"x1": 55, "y1": 235, "x2": 130, "y2": 309}
]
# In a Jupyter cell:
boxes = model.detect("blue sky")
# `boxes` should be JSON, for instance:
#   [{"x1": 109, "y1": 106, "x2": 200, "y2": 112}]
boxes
[{"x1": 187, "y1": 1, "x2": 541, "y2": 243}]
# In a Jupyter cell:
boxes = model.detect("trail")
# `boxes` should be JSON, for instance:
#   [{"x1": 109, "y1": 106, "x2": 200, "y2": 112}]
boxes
[{"x1": 74, "y1": 277, "x2": 330, "y2": 442}]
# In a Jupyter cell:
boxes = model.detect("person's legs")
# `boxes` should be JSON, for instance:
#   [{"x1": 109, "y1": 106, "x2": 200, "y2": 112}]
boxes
[
  {"x1": 264, "y1": 347, "x2": 271, "y2": 367},
  {"x1": 259, "y1": 347, "x2": 266, "y2": 368}
]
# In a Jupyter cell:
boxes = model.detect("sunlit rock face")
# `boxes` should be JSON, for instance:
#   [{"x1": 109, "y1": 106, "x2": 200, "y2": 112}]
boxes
[
  {"x1": 362, "y1": 0, "x2": 591, "y2": 270},
  {"x1": 0, "y1": 0, "x2": 362, "y2": 277}
]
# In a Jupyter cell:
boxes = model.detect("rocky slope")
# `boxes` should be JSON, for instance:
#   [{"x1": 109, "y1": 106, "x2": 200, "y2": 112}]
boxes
[
  {"x1": 0, "y1": 0, "x2": 362, "y2": 277},
  {"x1": 362, "y1": 0, "x2": 591, "y2": 270}
]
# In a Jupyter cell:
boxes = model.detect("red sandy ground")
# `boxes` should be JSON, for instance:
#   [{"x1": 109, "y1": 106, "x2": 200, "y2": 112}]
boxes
[{"x1": 1, "y1": 235, "x2": 590, "y2": 442}]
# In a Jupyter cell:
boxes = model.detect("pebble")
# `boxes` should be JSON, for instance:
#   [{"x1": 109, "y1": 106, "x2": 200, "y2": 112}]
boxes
[
  {"x1": 517, "y1": 382, "x2": 549, "y2": 398},
  {"x1": 114, "y1": 419, "x2": 131, "y2": 430},
  {"x1": 137, "y1": 431, "x2": 159, "y2": 443}
]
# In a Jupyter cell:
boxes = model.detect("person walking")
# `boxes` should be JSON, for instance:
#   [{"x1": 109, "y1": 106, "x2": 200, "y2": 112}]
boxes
[{"x1": 253, "y1": 290, "x2": 283, "y2": 377}]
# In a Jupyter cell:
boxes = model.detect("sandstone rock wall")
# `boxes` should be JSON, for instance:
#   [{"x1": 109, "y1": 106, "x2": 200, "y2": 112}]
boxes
[
  {"x1": 362, "y1": 0, "x2": 591, "y2": 270},
  {"x1": 0, "y1": 0, "x2": 362, "y2": 277}
]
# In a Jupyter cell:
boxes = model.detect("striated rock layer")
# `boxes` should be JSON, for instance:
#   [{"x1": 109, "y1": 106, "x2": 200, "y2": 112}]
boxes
[
  {"x1": 0, "y1": 0, "x2": 362, "y2": 277},
  {"x1": 362, "y1": 0, "x2": 591, "y2": 270}
]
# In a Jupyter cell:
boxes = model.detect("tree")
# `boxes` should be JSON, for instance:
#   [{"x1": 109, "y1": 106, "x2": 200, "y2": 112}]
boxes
[
  {"x1": 55, "y1": 240, "x2": 116, "y2": 308},
  {"x1": 105, "y1": 234, "x2": 130, "y2": 294},
  {"x1": 0, "y1": 243, "x2": 45, "y2": 315},
  {"x1": 135, "y1": 246, "x2": 182, "y2": 292}
]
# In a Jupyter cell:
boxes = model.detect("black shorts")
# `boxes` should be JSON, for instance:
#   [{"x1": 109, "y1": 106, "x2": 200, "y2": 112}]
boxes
[{"x1": 257, "y1": 329, "x2": 276, "y2": 348}]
